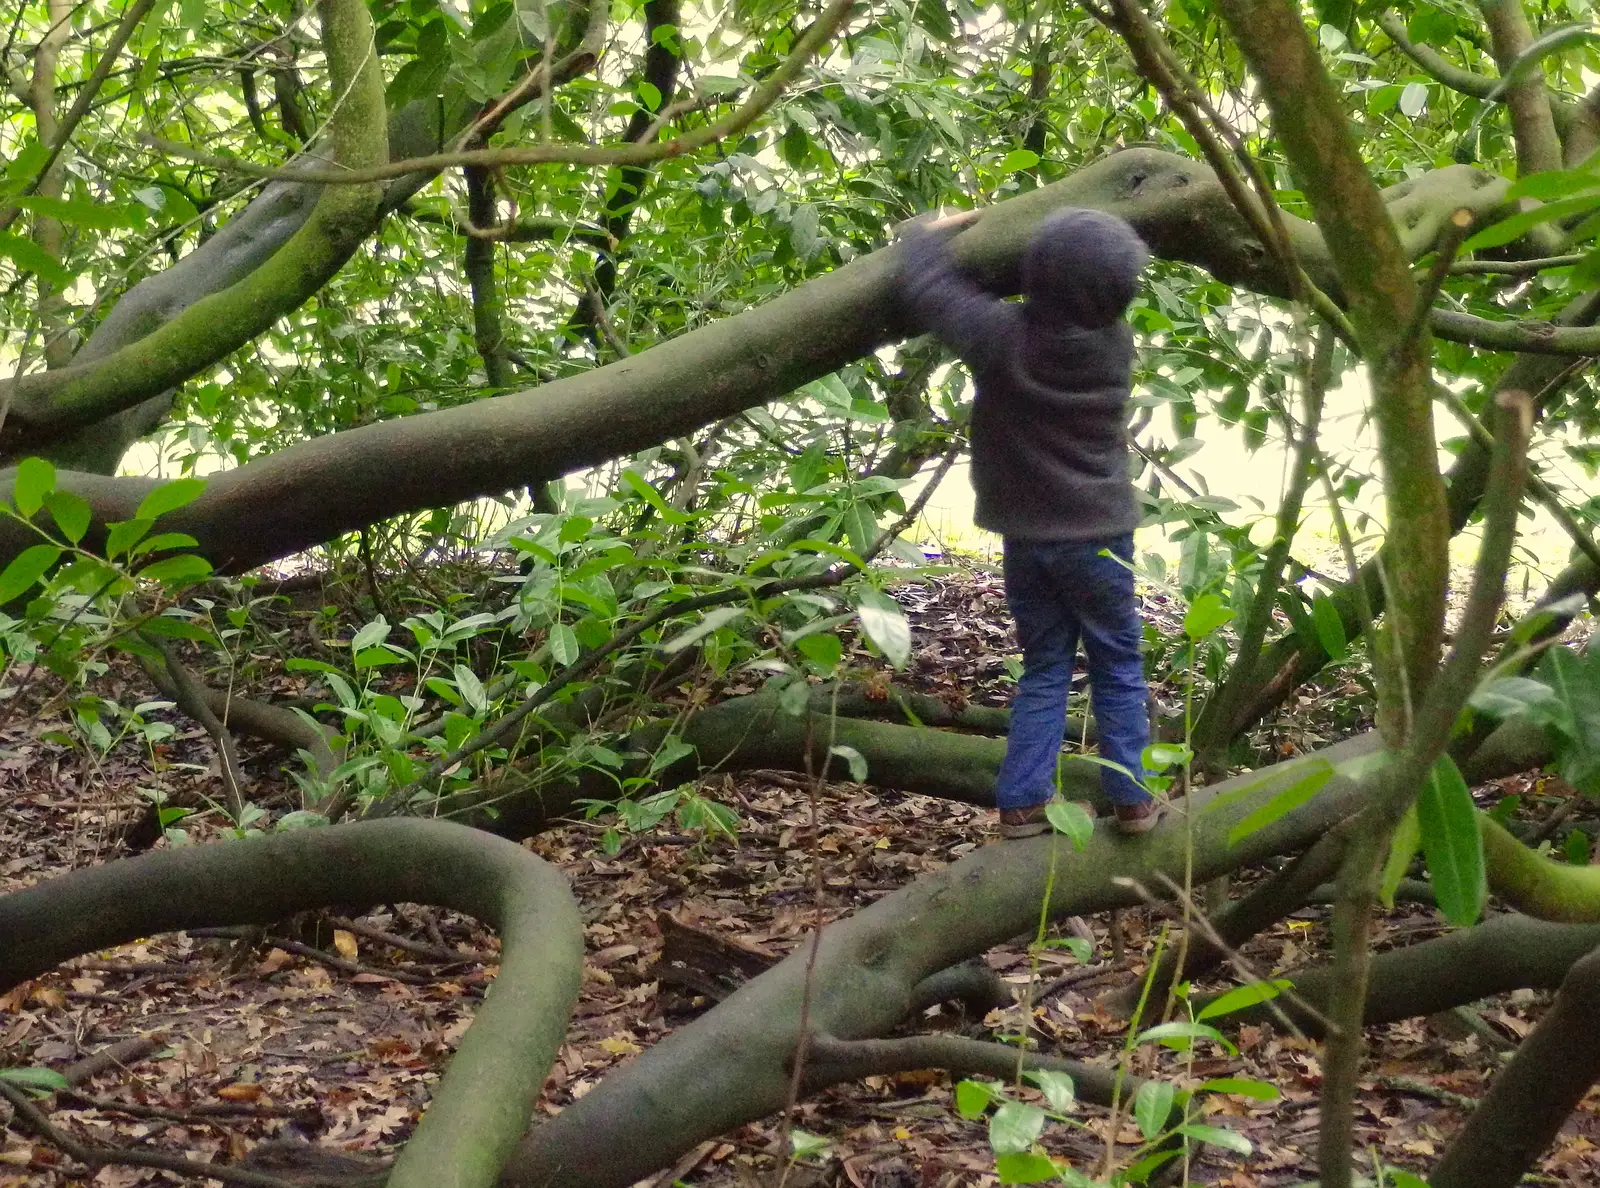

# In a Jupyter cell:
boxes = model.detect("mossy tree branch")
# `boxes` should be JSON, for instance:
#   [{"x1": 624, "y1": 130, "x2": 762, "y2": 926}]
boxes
[
  {"x1": 1218, "y1": 0, "x2": 1450, "y2": 739},
  {"x1": 1429, "y1": 940, "x2": 1600, "y2": 1188},
  {"x1": 0, "y1": 150, "x2": 1516, "y2": 577},
  {"x1": 0, "y1": 819, "x2": 584, "y2": 1188},
  {"x1": 0, "y1": 0, "x2": 391, "y2": 451}
]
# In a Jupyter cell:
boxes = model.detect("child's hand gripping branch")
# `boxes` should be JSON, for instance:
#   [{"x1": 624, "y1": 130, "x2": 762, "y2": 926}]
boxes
[{"x1": 898, "y1": 208, "x2": 1161, "y2": 839}]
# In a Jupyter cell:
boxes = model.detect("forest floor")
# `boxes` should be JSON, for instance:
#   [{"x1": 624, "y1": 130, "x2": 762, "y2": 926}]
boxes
[{"x1": 2, "y1": 564, "x2": 1598, "y2": 1188}]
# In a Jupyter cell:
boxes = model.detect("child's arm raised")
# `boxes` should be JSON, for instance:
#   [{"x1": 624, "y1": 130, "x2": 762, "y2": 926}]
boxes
[{"x1": 896, "y1": 224, "x2": 1018, "y2": 373}]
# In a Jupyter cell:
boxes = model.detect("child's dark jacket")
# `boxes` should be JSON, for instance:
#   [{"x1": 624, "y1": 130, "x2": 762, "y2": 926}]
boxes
[{"x1": 898, "y1": 208, "x2": 1147, "y2": 542}]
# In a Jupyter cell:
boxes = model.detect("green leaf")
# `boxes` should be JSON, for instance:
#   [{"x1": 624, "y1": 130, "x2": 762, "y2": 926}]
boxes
[
  {"x1": 857, "y1": 590, "x2": 911, "y2": 668},
  {"x1": 1143, "y1": 741, "x2": 1192, "y2": 771},
  {"x1": 1417, "y1": 754, "x2": 1486, "y2": 927},
  {"x1": 42, "y1": 490, "x2": 91, "y2": 545},
  {"x1": 11, "y1": 194, "x2": 138, "y2": 229},
  {"x1": 1469, "y1": 675, "x2": 1557, "y2": 720},
  {"x1": 1177, "y1": 1123, "x2": 1253, "y2": 1155},
  {"x1": 455, "y1": 664, "x2": 487, "y2": 715},
  {"x1": 105, "y1": 518, "x2": 154, "y2": 559},
  {"x1": 140, "y1": 614, "x2": 218, "y2": 644},
  {"x1": 1134, "y1": 1020, "x2": 1237, "y2": 1055},
  {"x1": 829, "y1": 743, "x2": 868, "y2": 782},
  {"x1": 789, "y1": 1128, "x2": 829, "y2": 1159},
  {"x1": 649, "y1": 738, "x2": 696, "y2": 774},
  {"x1": 1195, "y1": 978, "x2": 1292, "y2": 1021},
  {"x1": 1195, "y1": 1076, "x2": 1279, "y2": 1102},
  {"x1": 988, "y1": 1100, "x2": 1046, "y2": 1156},
  {"x1": 1311, "y1": 592, "x2": 1348, "y2": 660},
  {"x1": 1226, "y1": 759, "x2": 1336, "y2": 845},
  {"x1": 796, "y1": 630, "x2": 843, "y2": 673},
  {"x1": 354, "y1": 645, "x2": 408, "y2": 669},
  {"x1": 1380, "y1": 804, "x2": 1422, "y2": 909},
  {"x1": 137, "y1": 554, "x2": 213, "y2": 587},
  {"x1": 1183, "y1": 592, "x2": 1233, "y2": 640},
  {"x1": 351, "y1": 615, "x2": 391, "y2": 653},
  {"x1": 276, "y1": 810, "x2": 331, "y2": 830},
  {"x1": 549, "y1": 621, "x2": 581, "y2": 665},
  {"x1": 1566, "y1": 828, "x2": 1590, "y2": 864},
  {"x1": 0, "y1": 544, "x2": 61, "y2": 603},
  {"x1": 1398, "y1": 80, "x2": 1429, "y2": 118},
  {"x1": 0, "y1": 232, "x2": 72, "y2": 287},
  {"x1": 134, "y1": 476, "x2": 207, "y2": 521},
  {"x1": 14, "y1": 456, "x2": 55, "y2": 518},
  {"x1": 1045, "y1": 799, "x2": 1095, "y2": 851},
  {"x1": 994, "y1": 1152, "x2": 1059, "y2": 1183},
  {"x1": 1387, "y1": 1172, "x2": 1432, "y2": 1188},
  {"x1": 661, "y1": 605, "x2": 742, "y2": 653},
  {"x1": 954, "y1": 1079, "x2": 995, "y2": 1121},
  {"x1": 1024, "y1": 1069, "x2": 1075, "y2": 1114},
  {"x1": 1465, "y1": 193, "x2": 1600, "y2": 251},
  {"x1": 1134, "y1": 1078, "x2": 1175, "y2": 1140},
  {"x1": 131, "y1": 531, "x2": 200, "y2": 557},
  {"x1": 0, "y1": 1065, "x2": 70, "y2": 1095},
  {"x1": 999, "y1": 148, "x2": 1040, "y2": 173}
]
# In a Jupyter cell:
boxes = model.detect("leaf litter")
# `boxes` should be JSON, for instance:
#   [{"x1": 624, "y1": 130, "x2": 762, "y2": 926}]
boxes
[{"x1": 0, "y1": 567, "x2": 1596, "y2": 1186}]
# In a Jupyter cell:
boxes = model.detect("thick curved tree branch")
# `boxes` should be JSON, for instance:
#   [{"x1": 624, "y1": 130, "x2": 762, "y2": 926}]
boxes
[
  {"x1": 0, "y1": 819, "x2": 584, "y2": 1188},
  {"x1": 495, "y1": 735, "x2": 1380, "y2": 1188},
  {"x1": 1429, "y1": 940, "x2": 1600, "y2": 1188},
  {"x1": 1199, "y1": 912, "x2": 1600, "y2": 1031},
  {"x1": 0, "y1": 150, "x2": 1514, "y2": 577},
  {"x1": 1430, "y1": 306, "x2": 1600, "y2": 353},
  {"x1": 29, "y1": 5, "x2": 610, "y2": 475},
  {"x1": 0, "y1": 0, "x2": 389, "y2": 451}
]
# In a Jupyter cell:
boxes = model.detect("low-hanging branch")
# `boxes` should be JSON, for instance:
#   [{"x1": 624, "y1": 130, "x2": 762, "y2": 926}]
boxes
[{"x1": 0, "y1": 148, "x2": 1516, "y2": 578}]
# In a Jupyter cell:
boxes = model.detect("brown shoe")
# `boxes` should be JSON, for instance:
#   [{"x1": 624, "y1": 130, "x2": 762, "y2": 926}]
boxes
[
  {"x1": 999, "y1": 800, "x2": 1098, "y2": 840},
  {"x1": 999, "y1": 804, "x2": 1050, "y2": 839},
  {"x1": 1113, "y1": 798, "x2": 1162, "y2": 836}
]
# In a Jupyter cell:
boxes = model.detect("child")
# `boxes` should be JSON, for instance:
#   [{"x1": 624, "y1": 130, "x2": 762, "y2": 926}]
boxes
[{"x1": 898, "y1": 207, "x2": 1160, "y2": 839}]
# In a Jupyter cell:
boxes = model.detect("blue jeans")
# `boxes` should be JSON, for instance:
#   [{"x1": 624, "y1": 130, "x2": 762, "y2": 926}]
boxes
[{"x1": 995, "y1": 534, "x2": 1152, "y2": 811}]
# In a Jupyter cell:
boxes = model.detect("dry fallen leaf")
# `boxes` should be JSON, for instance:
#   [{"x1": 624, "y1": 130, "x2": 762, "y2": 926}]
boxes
[
  {"x1": 333, "y1": 929, "x2": 360, "y2": 962},
  {"x1": 598, "y1": 1034, "x2": 642, "y2": 1056},
  {"x1": 216, "y1": 1081, "x2": 265, "y2": 1102}
]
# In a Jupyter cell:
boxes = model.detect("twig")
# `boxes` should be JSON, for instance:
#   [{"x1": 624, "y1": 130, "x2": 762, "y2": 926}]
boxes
[
  {"x1": 453, "y1": 0, "x2": 609, "y2": 151},
  {"x1": 1374, "y1": 1073, "x2": 1479, "y2": 1110},
  {"x1": 775, "y1": 688, "x2": 840, "y2": 1183},
  {"x1": 60, "y1": 1034, "x2": 165, "y2": 1086},
  {"x1": 1451, "y1": 253, "x2": 1585, "y2": 275},
  {"x1": 260, "y1": 937, "x2": 435, "y2": 986},
  {"x1": 143, "y1": 636, "x2": 247, "y2": 821},
  {"x1": 327, "y1": 915, "x2": 493, "y2": 964},
  {"x1": 1399, "y1": 208, "x2": 1476, "y2": 362},
  {"x1": 0, "y1": 1078, "x2": 300, "y2": 1188}
]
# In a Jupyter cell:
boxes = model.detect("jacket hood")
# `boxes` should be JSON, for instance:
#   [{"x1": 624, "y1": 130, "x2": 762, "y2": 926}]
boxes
[{"x1": 1021, "y1": 208, "x2": 1149, "y2": 328}]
